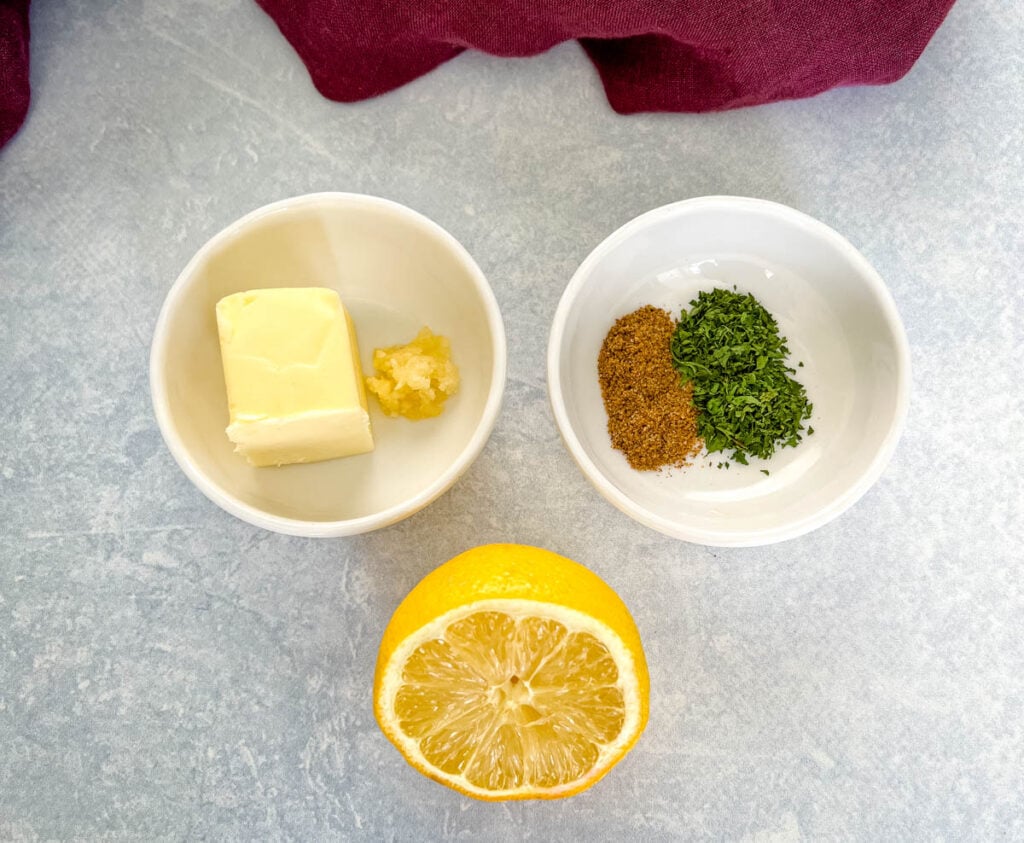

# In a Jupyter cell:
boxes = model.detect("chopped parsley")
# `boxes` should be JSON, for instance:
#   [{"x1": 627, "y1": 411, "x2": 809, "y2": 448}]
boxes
[{"x1": 670, "y1": 288, "x2": 813, "y2": 467}]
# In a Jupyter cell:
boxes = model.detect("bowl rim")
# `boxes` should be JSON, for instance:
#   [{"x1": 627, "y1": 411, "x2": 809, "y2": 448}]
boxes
[
  {"x1": 150, "y1": 191, "x2": 507, "y2": 537},
  {"x1": 546, "y1": 195, "x2": 911, "y2": 547}
]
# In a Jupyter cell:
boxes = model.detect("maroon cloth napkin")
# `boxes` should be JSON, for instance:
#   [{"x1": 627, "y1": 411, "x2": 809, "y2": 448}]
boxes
[
  {"x1": 0, "y1": 0, "x2": 29, "y2": 150},
  {"x1": 256, "y1": 0, "x2": 957, "y2": 113},
  {"x1": 0, "y1": 0, "x2": 957, "y2": 151}
]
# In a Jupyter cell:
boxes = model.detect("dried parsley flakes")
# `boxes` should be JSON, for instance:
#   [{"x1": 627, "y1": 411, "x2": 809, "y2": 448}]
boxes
[{"x1": 669, "y1": 288, "x2": 813, "y2": 466}]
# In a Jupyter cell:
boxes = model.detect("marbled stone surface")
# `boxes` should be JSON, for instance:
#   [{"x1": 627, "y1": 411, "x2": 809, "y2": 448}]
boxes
[{"x1": 1, "y1": 0, "x2": 1022, "y2": 839}]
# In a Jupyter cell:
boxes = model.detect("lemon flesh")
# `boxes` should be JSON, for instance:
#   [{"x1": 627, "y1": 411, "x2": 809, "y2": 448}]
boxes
[{"x1": 396, "y1": 611, "x2": 626, "y2": 791}]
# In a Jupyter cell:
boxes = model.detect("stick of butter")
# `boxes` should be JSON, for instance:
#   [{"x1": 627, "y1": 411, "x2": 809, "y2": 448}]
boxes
[{"x1": 215, "y1": 287, "x2": 374, "y2": 467}]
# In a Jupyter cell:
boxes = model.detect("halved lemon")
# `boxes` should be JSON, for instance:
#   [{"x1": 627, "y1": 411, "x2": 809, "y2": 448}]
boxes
[{"x1": 373, "y1": 544, "x2": 649, "y2": 800}]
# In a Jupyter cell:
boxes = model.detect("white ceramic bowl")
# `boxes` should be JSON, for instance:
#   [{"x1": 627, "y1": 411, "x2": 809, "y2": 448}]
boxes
[
  {"x1": 548, "y1": 196, "x2": 910, "y2": 546},
  {"x1": 151, "y1": 193, "x2": 506, "y2": 537}
]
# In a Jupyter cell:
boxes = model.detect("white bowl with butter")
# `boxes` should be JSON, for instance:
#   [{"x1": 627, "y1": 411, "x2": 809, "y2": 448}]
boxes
[{"x1": 151, "y1": 193, "x2": 506, "y2": 537}]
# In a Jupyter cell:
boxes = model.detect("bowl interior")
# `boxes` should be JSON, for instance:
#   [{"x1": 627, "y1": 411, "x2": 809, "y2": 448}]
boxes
[
  {"x1": 552, "y1": 199, "x2": 906, "y2": 544},
  {"x1": 155, "y1": 197, "x2": 498, "y2": 526}
]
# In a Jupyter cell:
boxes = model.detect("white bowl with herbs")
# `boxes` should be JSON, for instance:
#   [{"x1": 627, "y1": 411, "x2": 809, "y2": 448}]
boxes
[{"x1": 547, "y1": 196, "x2": 910, "y2": 546}]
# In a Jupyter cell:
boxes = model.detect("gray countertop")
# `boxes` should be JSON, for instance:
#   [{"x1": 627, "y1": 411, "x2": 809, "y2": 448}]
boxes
[{"x1": 2, "y1": 0, "x2": 1023, "y2": 839}]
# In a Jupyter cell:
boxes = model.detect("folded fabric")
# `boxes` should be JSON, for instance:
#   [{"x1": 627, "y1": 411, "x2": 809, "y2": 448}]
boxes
[
  {"x1": 0, "y1": 0, "x2": 29, "y2": 150},
  {"x1": 0, "y1": 0, "x2": 959, "y2": 151},
  {"x1": 255, "y1": 0, "x2": 957, "y2": 113}
]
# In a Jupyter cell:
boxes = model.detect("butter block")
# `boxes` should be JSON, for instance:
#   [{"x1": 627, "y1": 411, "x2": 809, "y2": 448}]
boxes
[{"x1": 215, "y1": 287, "x2": 374, "y2": 467}]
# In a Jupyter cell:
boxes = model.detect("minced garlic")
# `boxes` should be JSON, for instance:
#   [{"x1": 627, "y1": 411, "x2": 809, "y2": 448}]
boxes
[{"x1": 365, "y1": 327, "x2": 459, "y2": 420}]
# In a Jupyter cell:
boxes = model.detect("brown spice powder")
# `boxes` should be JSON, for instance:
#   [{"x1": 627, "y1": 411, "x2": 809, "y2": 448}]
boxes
[{"x1": 597, "y1": 305, "x2": 701, "y2": 471}]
